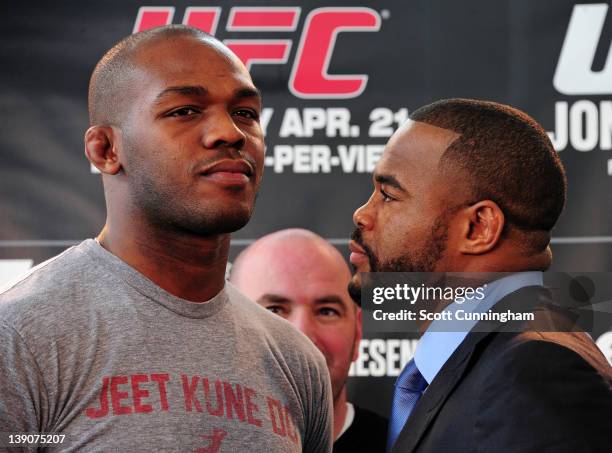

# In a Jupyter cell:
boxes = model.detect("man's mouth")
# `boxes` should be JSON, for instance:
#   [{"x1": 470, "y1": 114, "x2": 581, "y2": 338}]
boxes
[
  {"x1": 199, "y1": 159, "x2": 254, "y2": 186},
  {"x1": 348, "y1": 240, "x2": 370, "y2": 266}
]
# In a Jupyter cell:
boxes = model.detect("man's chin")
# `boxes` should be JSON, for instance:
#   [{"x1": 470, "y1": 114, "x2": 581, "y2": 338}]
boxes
[{"x1": 178, "y1": 209, "x2": 252, "y2": 236}]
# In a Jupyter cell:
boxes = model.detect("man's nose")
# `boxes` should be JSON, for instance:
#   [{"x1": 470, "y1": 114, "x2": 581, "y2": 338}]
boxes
[
  {"x1": 202, "y1": 109, "x2": 246, "y2": 150},
  {"x1": 353, "y1": 195, "x2": 375, "y2": 231}
]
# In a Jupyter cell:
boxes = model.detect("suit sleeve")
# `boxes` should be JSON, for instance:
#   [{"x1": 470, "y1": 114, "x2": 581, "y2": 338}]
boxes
[
  {"x1": 475, "y1": 339, "x2": 612, "y2": 453},
  {"x1": 0, "y1": 321, "x2": 48, "y2": 451}
]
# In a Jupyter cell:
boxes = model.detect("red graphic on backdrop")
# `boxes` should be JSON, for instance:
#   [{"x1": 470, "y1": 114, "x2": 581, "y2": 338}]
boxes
[
  {"x1": 133, "y1": 6, "x2": 175, "y2": 32},
  {"x1": 227, "y1": 7, "x2": 299, "y2": 31},
  {"x1": 225, "y1": 7, "x2": 297, "y2": 70},
  {"x1": 132, "y1": 6, "x2": 382, "y2": 98},
  {"x1": 289, "y1": 8, "x2": 381, "y2": 99}
]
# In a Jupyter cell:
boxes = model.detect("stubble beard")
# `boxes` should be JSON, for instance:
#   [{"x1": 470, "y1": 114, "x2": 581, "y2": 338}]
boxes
[
  {"x1": 348, "y1": 213, "x2": 450, "y2": 303},
  {"x1": 124, "y1": 145, "x2": 256, "y2": 237}
]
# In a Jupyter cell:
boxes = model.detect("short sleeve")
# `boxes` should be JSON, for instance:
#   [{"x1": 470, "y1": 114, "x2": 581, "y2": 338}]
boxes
[
  {"x1": 0, "y1": 322, "x2": 48, "y2": 437},
  {"x1": 303, "y1": 354, "x2": 334, "y2": 453}
]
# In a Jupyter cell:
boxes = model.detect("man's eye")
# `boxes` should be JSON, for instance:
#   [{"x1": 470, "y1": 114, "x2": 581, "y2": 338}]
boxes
[
  {"x1": 319, "y1": 307, "x2": 340, "y2": 318},
  {"x1": 233, "y1": 109, "x2": 260, "y2": 121},
  {"x1": 167, "y1": 107, "x2": 200, "y2": 117},
  {"x1": 266, "y1": 306, "x2": 286, "y2": 316},
  {"x1": 380, "y1": 188, "x2": 394, "y2": 202}
]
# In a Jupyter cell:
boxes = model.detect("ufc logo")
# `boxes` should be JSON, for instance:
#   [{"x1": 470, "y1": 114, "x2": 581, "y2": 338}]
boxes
[
  {"x1": 554, "y1": 3, "x2": 612, "y2": 95},
  {"x1": 133, "y1": 6, "x2": 382, "y2": 98}
]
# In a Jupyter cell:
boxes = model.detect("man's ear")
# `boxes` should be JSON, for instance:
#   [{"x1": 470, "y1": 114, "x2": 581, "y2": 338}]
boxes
[
  {"x1": 352, "y1": 307, "x2": 362, "y2": 362},
  {"x1": 84, "y1": 126, "x2": 122, "y2": 175},
  {"x1": 457, "y1": 200, "x2": 505, "y2": 255}
]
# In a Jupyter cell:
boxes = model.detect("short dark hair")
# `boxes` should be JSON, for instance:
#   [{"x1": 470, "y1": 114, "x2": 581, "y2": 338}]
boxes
[
  {"x1": 410, "y1": 99, "x2": 566, "y2": 234},
  {"x1": 88, "y1": 25, "x2": 214, "y2": 126}
]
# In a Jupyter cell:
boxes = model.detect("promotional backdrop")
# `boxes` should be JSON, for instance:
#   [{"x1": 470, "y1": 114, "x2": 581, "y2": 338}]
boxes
[{"x1": 2, "y1": 0, "x2": 611, "y2": 417}]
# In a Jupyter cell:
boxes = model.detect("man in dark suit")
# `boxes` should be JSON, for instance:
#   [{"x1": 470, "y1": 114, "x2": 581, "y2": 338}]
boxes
[{"x1": 348, "y1": 99, "x2": 612, "y2": 452}]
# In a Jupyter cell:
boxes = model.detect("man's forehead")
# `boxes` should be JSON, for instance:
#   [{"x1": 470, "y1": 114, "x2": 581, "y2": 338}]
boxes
[
  {"x1": 376, "y1": 119, "x2": 460, "y2": 175},
  {"x1": 251, "y1": 255, "x2": 350, "y2": 296},
  {"x1": 131, "y1": 35, "x2": 251, "y2": 83},
  {"x1": 270, "y1": 261, "x2": 351, "y2": 291},
  {"x1": 134, "y1": 34, "x2": 234, "y2": 61}
]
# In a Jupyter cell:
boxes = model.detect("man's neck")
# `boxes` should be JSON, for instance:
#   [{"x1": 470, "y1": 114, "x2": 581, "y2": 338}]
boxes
[
  {"x1": 97, "y1": 221, "x2": 230, "y2": 302},
  {"x1": 333, "y1": 388, "x2": 349, "y2": 440}
]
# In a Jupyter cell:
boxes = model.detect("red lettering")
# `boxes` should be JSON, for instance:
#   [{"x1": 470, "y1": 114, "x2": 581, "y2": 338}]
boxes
[
  {"x1": 203, "y1": 378, "x2": 224, "y2": 417},
  {"x1": 182, "y1": 7, "x2": 221, "y2": 34},
  {"x1": 244, "y1": 387, "x2": 262, "y2": 427},
  {"x1": 110, "y1": 376, "x2": 132, "y2": 415},
  {"x1": 133, "y1": 6, "x2": 175, "y2": 33},
  {"x1": 151, "y1": 373, "x2": 170, "y2": 411},
  {"x1": 267, "y1": 397, "x2": 287, "y2": 436},
  {"x1": 131, "y1": 374, "x2": 152, "y2": 414},
  {"x1": 289, "y1": 7, "x2": 381, "y2": 98},
  {"x1": 284, "y1": 405, "x2": 299, "y2": 444},
  {"x1": 223, "y1": 382, "x2": 246, "y2": 421},
  {"x1": 85, "y1": 376, "x2": 110, "y2": 419},
  {"x1": 132, "y1": 6, "x2": 382, "y2": 99},
  {"x1": 224, "y1": 40, "x2": 291, "y2": 70},
  {"x1": 227, "y1": 7, "x2": 300, "y2": 31},
  {"x1": 181, "y1": 375, "x2": 203, "y2": 412},
  {"x1": 223, "y1": 7, "x2": 298, "y2": 71}
]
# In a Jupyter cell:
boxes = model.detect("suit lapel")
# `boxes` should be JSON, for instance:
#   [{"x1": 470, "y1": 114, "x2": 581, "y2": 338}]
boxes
[{"x1": 390, "y1": 330, "x2": 488, "y2": 453}]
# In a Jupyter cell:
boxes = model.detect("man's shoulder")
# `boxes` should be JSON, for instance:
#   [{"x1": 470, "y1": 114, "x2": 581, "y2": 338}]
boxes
[
  {"x1": 456, "y1": 329, "x2": 612, "y2": 410},
  {"x1": 225, "y1": 283, "x2": 322, "y2": 351},
  {"x1": 467, "y1": 283, "x2": 611, "y2": 383},
  {"x1": 225, "y1": 282, "x2": 328, "y2": 368},
  {"x1": 0, "y1": 240, "x2": 96, "y2": 328},
  {"x1": 487, "y1": 331, "x2": 611, "y2": 382}
]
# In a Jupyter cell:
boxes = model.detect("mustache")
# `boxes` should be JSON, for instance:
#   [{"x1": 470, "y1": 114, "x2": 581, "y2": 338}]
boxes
[
  {"x1": 350, "y1": 228, "x2": 364, "y2": 248},
  {"x1": 350, "y1": 228, "x2": 378, "y2": 272},
  {"x1": 190, "y1": 153, "x2": 258, "y2": 176}
]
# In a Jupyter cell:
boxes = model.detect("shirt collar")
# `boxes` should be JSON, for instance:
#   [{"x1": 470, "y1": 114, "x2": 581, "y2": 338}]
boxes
[{"x1": 414, "y1": 272, "x2": 543, "y2": 384}]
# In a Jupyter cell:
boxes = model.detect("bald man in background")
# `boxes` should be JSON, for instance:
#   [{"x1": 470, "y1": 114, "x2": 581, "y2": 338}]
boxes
[{"x1": 231, "y1": 229, "x2": 388, "y2": 452}]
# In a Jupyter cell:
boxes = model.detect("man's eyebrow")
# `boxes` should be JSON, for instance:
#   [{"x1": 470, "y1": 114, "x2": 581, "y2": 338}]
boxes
[
  {"x1": 153, "y1": 85, "x2": 261, "y2": 105},
  {"x1": 257, "y1": 294, "x2": 290, "y2": 304},
  {"x1": 314, "y1": 296, "x2": 351, "y2": 310},
  {"x1": 375, "y1": 173, "x2": 407, "y2": 192},
  {"x1": 154, "y1": 85, "x2": 208, "y2": 103},
  {"x1": 235, "y1": 87, "x2": 262, "y2": 103}
]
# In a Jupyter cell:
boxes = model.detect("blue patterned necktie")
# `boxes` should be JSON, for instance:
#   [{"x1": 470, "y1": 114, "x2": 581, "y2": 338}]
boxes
[{"x1": 386, "y1": 359, "x2": 429, "y2": 452}]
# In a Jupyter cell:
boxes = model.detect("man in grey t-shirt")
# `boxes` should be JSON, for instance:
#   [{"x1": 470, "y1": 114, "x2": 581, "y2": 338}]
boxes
[{"x1": 0, "y1": 25, "x2": 332, "y2": 452}]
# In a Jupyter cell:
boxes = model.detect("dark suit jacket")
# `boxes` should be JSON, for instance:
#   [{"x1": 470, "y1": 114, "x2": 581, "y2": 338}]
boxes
[{"x1": 391, "y1": 286, "x2": 612, "y2": 453}]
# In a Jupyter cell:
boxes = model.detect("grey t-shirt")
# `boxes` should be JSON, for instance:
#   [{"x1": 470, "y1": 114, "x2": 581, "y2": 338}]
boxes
[{"x1": 0, "y1": 240, "x2": 332, "y2": 452}]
